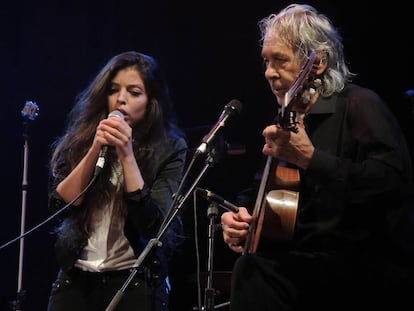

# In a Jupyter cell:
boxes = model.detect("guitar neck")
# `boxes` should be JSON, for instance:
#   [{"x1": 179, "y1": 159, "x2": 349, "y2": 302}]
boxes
[
  {"x1": 284, "y1": 50, "x2": 317, "y2": 107},
  {"x1": 243, "y1": 155, "x2": 273, "y2": 255},
  {"x1": 243, "y1": 53, "x2": 317, "y2": 253},
  {"x1": 279, "y1": 50, "x2": 317, "y2": 130}
]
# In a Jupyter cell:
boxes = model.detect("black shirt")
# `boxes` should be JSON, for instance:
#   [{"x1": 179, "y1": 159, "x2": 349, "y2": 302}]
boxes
[{"x1": 243, "y1": 84, "x2": 413, "y2": 259}]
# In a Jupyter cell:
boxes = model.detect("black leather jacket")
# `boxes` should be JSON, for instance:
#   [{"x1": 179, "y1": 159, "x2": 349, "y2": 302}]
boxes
[{"x1": 49, "y1": 135, "x2": 187, "y2": 282}]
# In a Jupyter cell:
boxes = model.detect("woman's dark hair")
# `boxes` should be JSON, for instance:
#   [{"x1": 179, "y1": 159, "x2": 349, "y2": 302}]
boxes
[{"x1": 49, "y1": 51, "x2": 185, "y2": 241}]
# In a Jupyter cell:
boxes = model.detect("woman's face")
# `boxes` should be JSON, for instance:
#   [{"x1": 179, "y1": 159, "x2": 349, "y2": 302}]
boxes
[{"x1": 107, "y1": 67, "x2": 148, "y2": 127}]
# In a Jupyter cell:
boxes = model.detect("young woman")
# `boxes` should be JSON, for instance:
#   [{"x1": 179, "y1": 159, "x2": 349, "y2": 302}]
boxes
[{"x1": 47, "y1": 51, "x2": 187, "y2": 311}]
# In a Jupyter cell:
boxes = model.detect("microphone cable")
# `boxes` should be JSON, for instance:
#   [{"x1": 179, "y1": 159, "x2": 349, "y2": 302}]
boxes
[{"x1": 0, "y1": 175, "x2": 98, "y2": 251}]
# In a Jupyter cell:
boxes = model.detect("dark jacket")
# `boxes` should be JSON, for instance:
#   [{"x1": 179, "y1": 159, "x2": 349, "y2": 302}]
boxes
[
  {"x1": 49, "y1": 135, "x2": 188, "y2": 281},
  {"x1": 241, "y1": 84, "x2": 414, "y2": 276}
]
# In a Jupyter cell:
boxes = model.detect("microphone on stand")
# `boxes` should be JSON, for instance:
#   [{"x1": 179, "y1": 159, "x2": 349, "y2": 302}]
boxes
[
  {"x1": 94, "y1": 110, "x2": 125, "y2": 176},
  {"x1": 197, "y1": 188, "x2": 239, "y2": 213},
  {"x1": 196, "y1": 99, "x2": 243, "y2": 156}
]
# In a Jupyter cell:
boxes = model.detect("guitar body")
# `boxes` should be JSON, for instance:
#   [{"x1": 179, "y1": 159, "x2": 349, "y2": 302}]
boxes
[
  {"x1": 261, "y1": 160, "x2": 300, "y2": 241},
  {"x1": 243, "y1": 51, "x2": 318, "y2": 254},
  {"x1": 244, "y1": 157, "x2": 300, "y2": 254}
]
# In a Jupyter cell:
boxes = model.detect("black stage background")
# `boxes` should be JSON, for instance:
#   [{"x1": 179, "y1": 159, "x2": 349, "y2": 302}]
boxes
[{"x1": 0, "y1": 1, "x2": 413, "y2": 310}]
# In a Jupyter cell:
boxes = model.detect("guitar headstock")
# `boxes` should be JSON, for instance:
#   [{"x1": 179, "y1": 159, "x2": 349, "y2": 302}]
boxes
[{"x1": 279, "y1": 51, "x2": 321, "y2": 131}]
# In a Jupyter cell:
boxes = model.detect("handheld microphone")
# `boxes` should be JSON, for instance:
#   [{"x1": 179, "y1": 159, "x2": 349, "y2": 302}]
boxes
[
  {"x1": 196, "y1": 99, "x2": 242, "y2": 155},
  {"x1": 198, "y1": 188, "x2": 239, "y2": 213},
  {"x1": 94, "y1": 110, "x2": 125, "y2": 176}
]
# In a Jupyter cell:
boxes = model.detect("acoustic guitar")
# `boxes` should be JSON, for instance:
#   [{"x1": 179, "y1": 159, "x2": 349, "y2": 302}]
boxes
[{"x1": 243, "y1": 51, "x2": 318, "y2": 254}]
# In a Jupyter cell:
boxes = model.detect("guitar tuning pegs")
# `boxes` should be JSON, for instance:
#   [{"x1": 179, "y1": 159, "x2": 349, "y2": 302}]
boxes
[
  {"x1": 302, "y1": 94, "x2": 311, "y2": 104},
  {"x1": 313, "y1": 78, "x2": 322, "y2": 88}
]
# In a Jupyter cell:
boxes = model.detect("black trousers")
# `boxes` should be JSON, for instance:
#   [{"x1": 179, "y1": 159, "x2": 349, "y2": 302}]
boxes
[
  {"x1": 47, "y1": 267, "x2": 166, "y2": 311},
  {"x1": 229, "y1": 253, "x2": 413, "y2": 311}
]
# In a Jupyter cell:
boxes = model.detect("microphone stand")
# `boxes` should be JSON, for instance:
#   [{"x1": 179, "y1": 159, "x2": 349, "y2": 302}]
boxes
[
  {"x1": 10, "y1": 101, "x2": 39, "y2": 311},
  {"x1": 105, "y1": 148, "x2": 220, "y2": 311},
  {"x1": 204, "y1": 202, "x2": 219, "y2": 311},
  {"x1": 197, "y1": 202, "x2": 231, "y2": 311}
]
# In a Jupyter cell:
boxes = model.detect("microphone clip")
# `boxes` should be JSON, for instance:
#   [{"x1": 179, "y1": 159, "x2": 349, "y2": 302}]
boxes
[{"x1": 197, "y1": 188, "x2": 239, "y2": 213}]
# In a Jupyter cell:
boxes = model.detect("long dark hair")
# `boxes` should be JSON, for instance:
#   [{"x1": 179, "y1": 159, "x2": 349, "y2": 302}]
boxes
[{"x1": 50, "y1": 51, "x2": 184, "y2": 230}]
